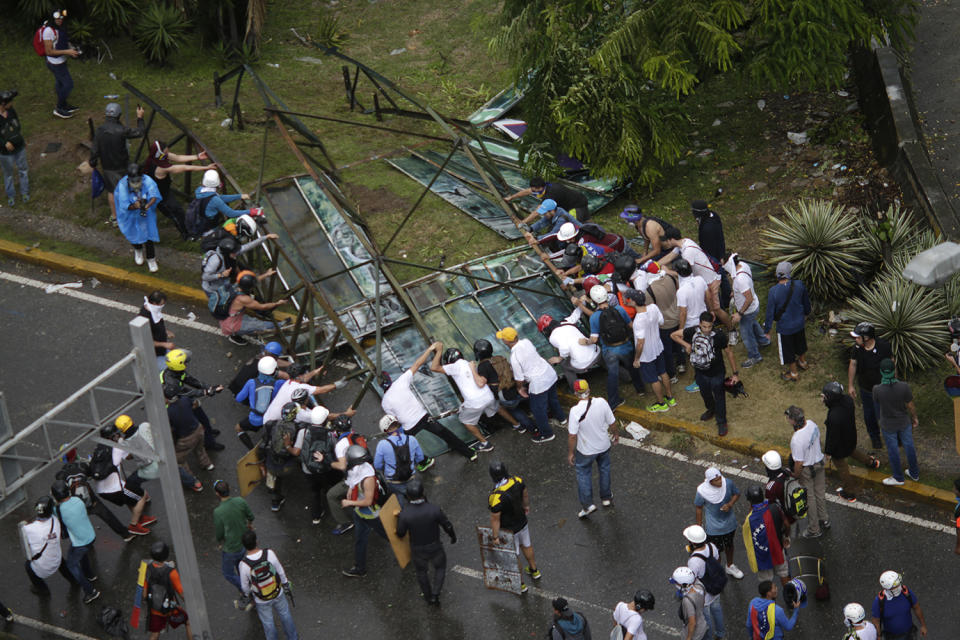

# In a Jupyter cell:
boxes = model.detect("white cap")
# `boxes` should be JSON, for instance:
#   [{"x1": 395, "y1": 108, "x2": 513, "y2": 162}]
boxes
[
  {"x1": 589, "y1": 284, "x2": 608, "y2": 305},
  {"x1": 310, "y1": 406, "x2": 330, "y2": 425},
  {"x1": 761, "y1": 450, "x2": 782, "y2": 470},
  {"x1": 379, "y1": 414, "x2": 400, "y2": 433},
  {"x1": 557, "y1": 222, "x2": 578, "y2": 242},
  {"x1": 843, "y1": 603, "x2": 866, "y2": 625},
  {"x1": 704, "y1": 467, "x2": 721, "y2": 481},
  {"x1": 202, "y1": 169, "x2": 221, "y2": 189},
  {"x1": 257, "y1": 356, "x2": 277, "y2": 376},
  {"x1": 671, "y1": 566, "x2": 695, "y2": 586},
  {"x1": 683, "y1": 525, "x2": 707, "y2": 545}
]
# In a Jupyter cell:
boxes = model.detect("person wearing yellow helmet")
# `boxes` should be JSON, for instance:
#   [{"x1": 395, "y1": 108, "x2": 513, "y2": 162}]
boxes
[{"x1": 160, "y1": 349, "x2": 225, "y2": 452}]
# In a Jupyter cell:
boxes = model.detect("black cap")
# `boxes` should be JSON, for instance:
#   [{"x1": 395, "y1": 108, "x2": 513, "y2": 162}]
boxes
[
  {"x1": 691, "y1": 199, "x2": 709, "y2": 213},
  {"x1": 552, "y1": 597, "x2": 569, "y2": 613}
]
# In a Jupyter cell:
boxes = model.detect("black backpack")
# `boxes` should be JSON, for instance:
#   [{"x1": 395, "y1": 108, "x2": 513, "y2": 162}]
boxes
[
  {"x1": 692, "y1": 548, "x2": 728, "y2": 595},
  {"x1": 300, "y1": 426, "x2": 332, "y2": 474},
  {"x1": 89, "y1": 444, "x2": 116, "y2": 481},
  {"x1": 200, "y1": 225, "x2": 232, "y2": 252},
  {"x1": 388, "y1": 435, "x2": 413, "y2": 482},
  {"x1": 208, "y1": 283, "x2": 240, "y2": 320},
  {"x1": 184, "y1": 194, "x2": 215, "y2": 237},
  {"x1": 57, "y1": 461, "x2": 94, "y2": 507},
  {"x1": 145, "y1": 562, "x2": 177, "y2": 613},
  {"x1": 598, "y1": 306, "x2": 630, "y2": 345}
]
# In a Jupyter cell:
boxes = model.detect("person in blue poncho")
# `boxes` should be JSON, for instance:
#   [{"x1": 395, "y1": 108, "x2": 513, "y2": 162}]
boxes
[{"x1": 115, "y1": 163, "x2": 162, "y2": 272}]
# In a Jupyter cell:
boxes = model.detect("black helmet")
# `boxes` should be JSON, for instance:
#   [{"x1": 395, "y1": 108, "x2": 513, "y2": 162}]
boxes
[
  {"x1": 673, "y1": 258, "x2": 692, "y2": 277},
  {"x1": 287, "y1": 363, "x2": 308, "y2": 380},
  {"x1": 290, "y1": 387, "x2": 310, "y2": 404},
  {"x1": 281, "y1": 402, "x2": 299, "y2": 422},
  {"x1": 821, "y1": 381, "x2": 844, "y2": 402},
  {"x1": 746, "y1": 485, "x2": 765, "y2": 504},
  {"x1": 35, "y1": 496, "x2": 55, "y2": 519},
  {"x1": 489, "y1": 459, "x2": 508, "y2": 483},
  {"x1": 331, "y1": 414, "x2": 352, "y2": 433},
  {"x1": 405, "y1": 477, "x2": 425, "y2": 501},
  {"x1": 150, "y1": 540, "x2": 170, "y2": 562},
  {"x1": 581, "y1": 254, "x2": 601, "y2": 274},
  {"x1": 441, "y1": 347, "x2": 463, "y2": 365},
  {"x1": 560, "y1": 243, "x2": 582, "y2": 269},
  {"x1": 852, "y1": 322, "x2": 876, "y2": 340},
  {"x1": 100, "y1": 424, "x2": 120, "y2": 440},
  {"x1": 237, "y1": 273, "x2": 256, "y2": 293},
  {"x1": 218, "y1": 237, "x2": 240, "y2": 255},
  {"x1": 613, "y1": 253, "x2": 636, "y2": 281},
  {"x1": 126, "y1": 163, "x2": 142, "y2": 178},
  {"x1": 634, "y1": 589, "x2": 655, "y2": 610},
  {"x1": 473, "y1": 339, "x2": 493, "y2": 361},
  {"x1": 346, "y1": 444, "x2": 371, "y2": 469},
  {"x1": 51, "y1": 480, "x2": 70, "y2": 501}
]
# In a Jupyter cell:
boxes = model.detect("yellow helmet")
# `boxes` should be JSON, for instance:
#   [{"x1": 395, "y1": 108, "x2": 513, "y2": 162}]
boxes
[
  {"x1": 114, "y1": 415, "x2": 134, "y2": 433},
  {"x1": 165, "y1": 348, "x2": 189, "y2": 371}
]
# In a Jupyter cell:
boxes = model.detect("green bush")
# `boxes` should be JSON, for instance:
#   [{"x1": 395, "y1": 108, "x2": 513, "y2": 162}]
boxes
[
  {"x1": 760, "y1": 199, "x2": 866, "y2": 301},
  {"x1": 90, "y1": 0, "x2": 137, "y2": 35},
  {"x1": 314, "y1": 10, "x2": 349, "y2": 51},
  {"x1": 858, "y1": 203, "x2": 921, "y2": 276},
  {"x1": 133, "y1": 2, "x2": 190, "y2": 65}
]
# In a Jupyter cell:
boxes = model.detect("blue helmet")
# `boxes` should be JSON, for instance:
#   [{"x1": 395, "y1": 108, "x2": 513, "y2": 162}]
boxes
[{"x1": 265, "y1": 341, "x2": 283, "y2": 357}]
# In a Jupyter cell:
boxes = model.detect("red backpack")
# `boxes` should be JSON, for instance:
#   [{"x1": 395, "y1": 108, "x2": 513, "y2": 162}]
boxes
[{"x1": 33, "y1": 23, "x2": 53, "y2": 57}]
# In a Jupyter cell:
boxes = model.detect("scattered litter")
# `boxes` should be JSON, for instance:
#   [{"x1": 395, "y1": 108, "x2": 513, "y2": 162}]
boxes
[
  {"x1": 782, "y1": 94, "x2": 790, "y2": 100},
  {"x1": 845, "y1": 102, "x2": 859, "y2": 113},
  {"x1": 832, "y1": 163, "x2": 841, "y2": 169},
  {"x1": 830, "y1": 177, "x2": 849, "y2": 186},
  {"x1": 44, "y1": 282, "x2": 82, "y2": 294},
  {"x1": 266, "y1": 63, "x2": 280, "y2": 68},
  {"x1": 731, "y1": 459, "x2": 738, "y2": 464},
  {"x1": 786, "y1": 131, "x2": 808, "y2": 145},
  {"x1": 389, "y1": 47, "x2": 406, "y2": 56},
  {"x1": 757, "y1": 99, "x2": 766, "y2": 111},
  {"x1": 108, "y1": 72, "x2": 117, "y2": 80},
  {"x1": 696, "y1": 148, "x2": 714, "y2": 157},
  {"x1": 712, "y1": 119, "x2": 722, "y2": 127},
  {"x1": 296, "y1": 56, "x2": 325, "y2": 65},
  {"x1": 840, "y1": 165, "x2": 847, "y2": 171},
  {"x1": 717, "y1": 101, "x2": 734, "y2": 108},
  {"x1": 220, "y1": 118, "x2": 233, "y2": 128},
  {"x1": 90, "y1": 277, "x2": 100, "y2": 289},
  {"x1": 104, "y1": 94, "x2": 119, "y2": 99},
  {"x1": 624, "y1": 421, "x2": 649, "y2": 441},
  {"x1": 741, "y1": 464, "x2": 749, "y2": 470},
  {"x1": 766, "y1": 166, "x2": 779, "y2": 174},
  {"x1": 226, "y1": 351, "x2": 233, "y2": 358},
  {"x1": 857, "y1": 177, "x2": 869, "y2": 186},
  {"x1": 186, "y1": 312, "x2": 197, "y2": 321},
  {"x1": 748, "y1": 182, "x2": 767, "y2": 191},
  {"x1": 837, "y1": 90, "x2": 849, "y2": 97},
  {"x1": 23, "y1": 242, "x2": 40, "y2": 252}
]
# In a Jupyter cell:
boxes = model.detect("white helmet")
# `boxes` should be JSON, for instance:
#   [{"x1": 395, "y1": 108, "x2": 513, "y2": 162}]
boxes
[
  {"x1": 879, "y1": 571, "x2": 902, "y2": 591},
  {"x1": 379, "y1": 414, "x2": 400, "y2": 433},
  {"x1": 671, "y1": 566, "x2": 695, "y2": 587},
  {"x1": 683, "y1": 525, "x2": 707, "y2": 545},
  {"x1": 235, "y1": 214, "x2": 258, "y2": 239},
  {"x1": 310, "y1": 406, "x2": 330, "y2": 425},
  {"x1": 257, "y1": 356, "x2": 277, "y2": 376},
  {"x1": 761, "y1": 450, "x2": 782, "y2": 471},
  {"x1": 589, "y1": 284, "x2": 608, "y2": 305},
  {"x1": 202, "y1": 169, "x2": 221, "y2": 189},
  {"x1": 843, "y1": 603, "x2": 866, "y2": 626},
  {"x1": 557, "y1": 222, "x2": 578, "y2": 242}
]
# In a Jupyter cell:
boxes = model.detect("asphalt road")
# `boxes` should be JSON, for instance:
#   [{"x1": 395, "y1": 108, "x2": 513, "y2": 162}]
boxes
[{"x1": 0, "y1": 257, "x2": 956, "y2": 640}]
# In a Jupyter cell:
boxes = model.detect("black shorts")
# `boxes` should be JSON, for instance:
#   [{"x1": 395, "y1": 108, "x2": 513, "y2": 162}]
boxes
[
  {"x1": 779, "y1": 330, "x2": 807, "y2": 364},
  {"x1": 238, "y1": 416, "x2": 263, "y2": 432},
  {"x1": 101, "y1": 169, "x2": 124, "y2": 193},
  {"x1": 706, "y1": 530, "x2": 735, "y2": 551},
  {"x1": 98, "y1": 484, "x2": 144, "y2": 508}
]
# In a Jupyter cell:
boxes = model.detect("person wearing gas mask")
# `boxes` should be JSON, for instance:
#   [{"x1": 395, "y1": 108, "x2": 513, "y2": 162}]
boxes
[{"x1": 115, "y1": 163, "x2": 162, "y2": 272}]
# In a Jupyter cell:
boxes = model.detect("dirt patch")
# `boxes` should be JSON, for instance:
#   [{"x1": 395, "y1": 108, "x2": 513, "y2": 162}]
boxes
[{"x1": 342, "y1": 181, "x2": 414, "y2": 223}]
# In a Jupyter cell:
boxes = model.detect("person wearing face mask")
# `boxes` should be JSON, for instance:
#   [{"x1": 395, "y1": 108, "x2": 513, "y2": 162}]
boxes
[
  {"x1": 843, "y1": 603, "x2": 877, "y2": 640},
  {"x1": 115, "y1": 163, "x2": 162, "y2": 272},
  {"x1": 870, "y1": 571, "x2": 927, "y2": 640},
  {"x1": 670, "y1": 566, "x2": 708, "y2": 640},
  {"x1": 138, "y1": 290, "x2": 175, "y2": 371}
]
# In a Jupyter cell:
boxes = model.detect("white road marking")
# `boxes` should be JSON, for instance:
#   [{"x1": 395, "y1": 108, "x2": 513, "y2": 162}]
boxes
[
  {"x1": 11, "y1": 614, "x2": 101, "y2": 640},
  {"x1": 452, "y1": 565, "x2": 682, "y2": 637},
  {"x1": 0, "y1": 270, "x2": 220, "y2": 336}
]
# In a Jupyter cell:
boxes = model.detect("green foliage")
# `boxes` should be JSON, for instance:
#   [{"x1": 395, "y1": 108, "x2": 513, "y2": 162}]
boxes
[
  {"x1": 314, "y1": 10, "x2": 349, "y2": 50},
  {"x1": 759, "y1": 199, "x2": 866, "y2": 301},
  {"x1": 133, "y1": 2, "x2": 190, "y2": 65},
  {"x1": 213, "y1": 40, "x2": 260, "y2": 65},
  {"x1": 16, "y1": 0, "x2": 57, "y2": 25},
  {"x1": 858, "y1": 204, "x2": 921, "y2": 275},
  {"x1": 90, "y1": 0, "x2": 137, "y2": 34}
]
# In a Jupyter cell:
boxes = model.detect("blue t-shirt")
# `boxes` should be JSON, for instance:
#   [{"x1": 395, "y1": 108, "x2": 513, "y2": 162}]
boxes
[
  {"x1": 374, "y1": 432, "x2": 425, "y2": 480},
  {"x1": 589, "y1": 304, "x2": 633, "y2": 353},
  {"x1": 763, "y1": 279, "x2": 811, "y2": 335},
  {"x1": 694, "y1": 478, "x2": 740, "y2": 535},
  {"x1": 58, "y1": 496, "x2": 96, "y2": 547},
  {"x1": 236, "y1": 376, "x2": 284, "y2": 426},
  {"x1": 872, "y1": 589, "x2": 918, "y2": 635}
]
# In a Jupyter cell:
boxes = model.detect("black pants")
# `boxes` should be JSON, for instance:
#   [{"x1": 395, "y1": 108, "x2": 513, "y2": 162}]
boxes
[
  {"x1": 25, "y1": 559, "x2": 74, "y2": 594},
  {"x1": 412, "y1": 542, "x2": 447, "y2": 598},
  {"x1": 192, "y1": 402, "x2": 218, "y2": 448},
  {"x1": 89, "y1": 494, "x2": 130, "y2": 538},
  {"x1": 158, "y1": 198, "x2": 188, "y2": 237},
  {"x1": 409, "y1": 416, "x2": 473, "y2": 459},
  {"x1": 132, "y1": 241, "x2": 156, "y2": 259},
  {"x1": 660, "y1": 326, "x2": 678, "y2": 377}
]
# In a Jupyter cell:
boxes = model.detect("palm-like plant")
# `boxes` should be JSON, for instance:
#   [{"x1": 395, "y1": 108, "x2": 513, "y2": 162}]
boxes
[
  {"x1": 315, "y1": 10, "x2": 348, "y2": 50},
  {"x1": 858, "y1": 203, "x2": 921, "y2": 275},
  {"x1": 134, "y1": 2, "x2": 190, "y2": 65},
  {"x1": 760, "y1": 199, "x2": 866, "y2": 301}
]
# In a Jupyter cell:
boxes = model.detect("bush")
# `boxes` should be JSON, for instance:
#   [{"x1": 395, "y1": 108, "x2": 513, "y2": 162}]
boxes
[
  {"x1": 858, "y1": 203, "x2": 921, "y2": 276},
  {"x1": 315, "y1": 11, "x2": 349, "y2": 51},
  {"x1": 760, "y1": 199, "x2": 866, "y2": 302},
  {"x1": 90, "y1": 0, "x2": 137, "y2": 35},
  {"x1": 133, "y1": 2, "x2": 190, "y2": 65}
]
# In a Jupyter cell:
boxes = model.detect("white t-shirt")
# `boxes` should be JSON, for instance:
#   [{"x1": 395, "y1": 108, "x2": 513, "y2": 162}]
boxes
[
  {"x1": 293, "y1": 428, "x2": 312, "y2": 474},
  {"x1": 567, "y1": 397, "x2": 615, "y2": 455},
  {"x1": 509, "y1": 338, "x2": 558, "y2": 394},
  {"x1": 346, "y1": 461, "x2": 375, "y2": 490},
  {"x1": 677, "y1": 239, "x2": 720, "y2": 284},
  {"x1": 334, "y1": 434, "x2": 352, "y2": 462},
  {"x1": 42, "y1": 26, "x2": 65, "y2": 64},
  {"x1": 263, "y1": 380, "x2": 318, "y2": 424},
  {"x1": 632, "y1": 304, "x2": 664, "y2": 362},
  {"x1": 849, "y1": 623, "x2": 878, "y2": 640},
  {"x1": 24, "y1": 517, "x2": 63, "y2": 578},
  {"x1": 443, "y1": 359, "x2": 495, "y2": 409},
  {"x1": 631, "y1": 270, "x2": 651, "y2": 292},
  {"x1": 687, "y1": 542, "x2": 721, "y2": 605},
  {"x1": 790, "y1": 419, "x2": 825, "y2": 466},
  {"x1": 731, "y1": 263, "x2": 760, "y2": 315},
  {"x1": 550, "y1": 325, "x2": 600, "y2": 370},
  {"x1": 381, "y1": 369, "x2": 428, "y2": 430},
  {"x1": 677, "y1": 276, "x2": 708, "y2": 328},
  {"x1": 239, "y1": 549, "x2": 288, "y2": 603},
  {"x1": 613, "y1": 602, "x2": 647, "y2": 640},
  {"x1": 93, "y1": 448, "x2": 130, "y2": 495}
]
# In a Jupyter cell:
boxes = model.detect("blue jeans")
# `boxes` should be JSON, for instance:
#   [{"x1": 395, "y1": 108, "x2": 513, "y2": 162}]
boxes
[
  {"x1": 237, "y1": 314, "x2": 280, "y2": 336},
  {"x1": 499, "y1": 394, "x2": 535, "y2": 430},
  {"x1": 602, "y1": 346, "x2": 644, "y2": 407},
  {"x1": 574, "y1": 448, "x2": 612, "y2": 507},
  {"x1": 860, "y1": 389, "x2": 882, "y2": 446},
  {"x1": 882, "y1": 426, "x2": 919, "y2": 482},
  {"x1": 695, "y1": 370, "x2": 726, "y2": 428},
  {"x1": 705, "y1": 597, "x2": 725, "y2": 638},
  {"x1": 353, "y1": 511, "x2": 387, "y2": 572},
  {"x1": 738, "y1": 311, "x2": 768, "y2": 360},
  {"x1": 254, "y1": 592, "x2": 298, "y2": 640},
  {"x1": 0, "y1": 148, "x2": 29, "y2": 201},
  {"x1": 221, "y1": 550, "x2": 244, "y2": 593},
  {"x1": 46, "y1": 61, "x2": 73, "y2": 110},
  {"x1": 528, "y1": 382, "x2": 564, "y2": 437},
  {"x1": 64, "y1": 543, "x2": 95, "y2": 596}
]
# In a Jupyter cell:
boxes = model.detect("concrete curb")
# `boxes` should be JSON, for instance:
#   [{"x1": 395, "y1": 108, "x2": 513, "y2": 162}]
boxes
[{"x1": 559, "y1": 392, "x2": 956, "y2": 509}]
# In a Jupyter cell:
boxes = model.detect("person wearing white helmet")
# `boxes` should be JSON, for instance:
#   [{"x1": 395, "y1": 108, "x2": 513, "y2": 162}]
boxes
[
  {"x1": 582, "y1": 283, "x2": 645, "y2": 411},
  {"x1": 871, "y1": 571, "x2": 927, "y2": 639},
  {"x1": 374, "y1": 414, "x2": 429, "y2": 504},
  {"x1": 760, "y1": 450, "x2": 796, "y2": 530},
  {"x1": 189, "y1": 168, "x2": 254, "y2": 237},
  {"x1": 746, "y1": 580, "x2": 800, "y2": 640},
  {"x1": 670, "y1": 566, "x2": 708, "y2": 640},
  {"x1": 684, "y1": 524, "x2": 727, "y2": 640},
  {"x1": 843, "y1": 603, "x2": 877, "y2": 640},
  {"x1": 234, "y1": 356, "x2": 284, "y2": 450}
]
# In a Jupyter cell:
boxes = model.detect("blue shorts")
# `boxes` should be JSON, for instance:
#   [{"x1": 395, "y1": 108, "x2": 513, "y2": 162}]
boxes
[{"x1": 639, "y1": 352, "x2": 667, "y2": 384}]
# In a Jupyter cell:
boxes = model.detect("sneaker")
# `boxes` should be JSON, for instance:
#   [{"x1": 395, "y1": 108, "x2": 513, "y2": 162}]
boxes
[
  {"x1": 645, "y1": 402, "x2": 669, "y2": 412},
  {"x1": 127, "y1": 523, "x2": 150, "y2": 536},
  {"x1": 228, "y1": 335, "x2": 248, "y2": 346},
  {"x1": 133, "y1": 248, "x2": 144, "y2": 265},
  {"x1": 53, "y1": 108, "x2": 73, "y2": 119},
  {"x1": 512, "y1": 423, "x2": 528, "y2": 434},
  {"x1": 86, "y1": 575, "x2": 98, "y2": 583},
  {"x1": 601, "y1": 498, "x2": 613, "y2": 507},
  {"x1": 234, "y1": 595, "x2": 254, "y2": 611},
  {"x1": 342, "y1": 566, "x2": 367, "y2": 578},
  {"x1": 867, "y1": 457, "x2": 881, "y2": 470},
  {"x1": 725, "y1": 564, "x2": 744, "y2": 579},
  {"x1": 717, "y1": 423, "x2": 728, "y2": 437},
  {"x1": 610, "y1": 399, "x2": 625, "y2": 411},
  {"x1": 312, "y1": 517, "x2": 323, "y2": 525},
  {"x1": 468, "y1": 451, "x2": 479, "y2": 462},
  {"x1": 837, "y1": 489, "x2": 856, "y2": 503},
  {"x1": 332, "y1": 522, "x2": 354, "y2": 536},
  {"x1": 2, "y1": 608, "x2": 12, "y2": 622},
  {"x1": 416, "y1": 458, "x2": 435, "y2": 472},
  {"x1": 801, "y1": 528, "x2": 822, "y2": 539},
  {"x1": 677, "y1": 363, "x2": 687, "y2": 374},
  {"x1": 758, "y1": 338, "x2": 772, "y2": 347},
  {"x1": 123, "y1": 532, "x2": 136, "y2": 543},
  {"x1": 206, "y1": 442, "x2": 226, "y2": 451},
  {"x1": 65, "y1": 104, "x2": 80, "y2": 113},
  {"x1": 190, "y1": 481, "x2": 204, "y2": 493},
  {"x1": 271, "y1": 497, "x2": 286, "y2": 512},
  {"x1": 531, "y1": 433, "x2": 555, "y2": 444},
  {"x1": 666, "y1": 396, "x2": 677, "y2": 407},
  {"x1": 520, "y1": 582, "x2": 528, "y2": 593},
  {"x1": 578, "y1": 504, "x2": 597, "y2": 519},
  {"x1": 700, "y1": 410, "x2": 715, "y2": 422},
  {"x1": 882, "y1": 476, "x2": 905, "y2": 486},
  {"x1": 147, "y1": 259, "x2": 158, "y2": 273},
  {"x1": 83, "y1": 589, "x2": 101, "y2": 605},
  {"x1": 138, "y1": 515, "x2": 158, "y2": 527},
  {"x1": 905, "y1": 470, "x2": 920, "y2": 482},
  {"x1": 669, "y1": 376, "x2": 679, "y2": 384},
  {"x1": 742, "y1": 357, "x2": 762, "y2": 368},
  {"x1": 820, "y1": 519, "x2": 831, "y2": 530},
  {"x1": 685, "y1": 382, "x2": 699, "y2": 393},
  {"x1": 524, "y1": 566, "x2": 542, "y2": 580},
  {"x1": 474, "y1": 440, "x2": 494, "y2": 452},
  {"x1": 205, "y1": 463, "x2": 215, "y2": 471},
  {"x1": 549, "y1": 418, "x2": 563, "y2": 429}
]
